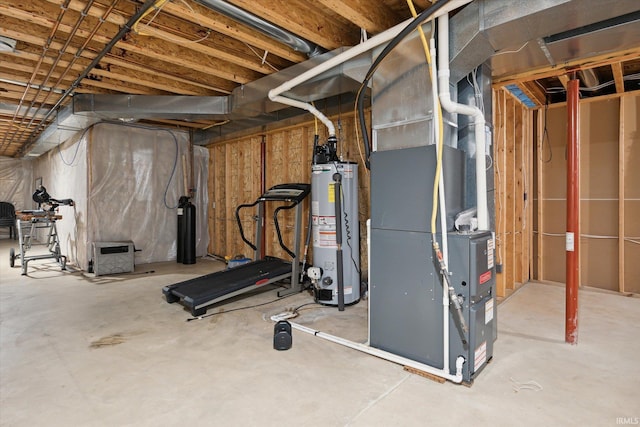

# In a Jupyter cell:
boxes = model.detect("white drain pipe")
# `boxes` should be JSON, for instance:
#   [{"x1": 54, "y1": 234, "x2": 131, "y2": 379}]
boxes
[
  {"x1": 268, "y1": 0, "x2": 473, "y2": 138},
  {"x1": 437, "y1": 13, "x2": 489, "y2": 231},
  {"x1": 287, "y1": 320, "x2": 465, "y2": 383}
]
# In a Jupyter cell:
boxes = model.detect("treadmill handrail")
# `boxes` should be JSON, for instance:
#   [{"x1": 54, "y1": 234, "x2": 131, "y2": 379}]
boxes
[
  {"x1": 235, "y1": 200, "x2": 260, "y2": 251},
  {"x1": 273, "y1": 202, "x2": 298, "y2": 259}
]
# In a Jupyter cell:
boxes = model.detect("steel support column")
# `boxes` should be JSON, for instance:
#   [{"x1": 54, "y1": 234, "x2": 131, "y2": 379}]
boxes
[{"x1": 566, "y1": 77, "x2": 580, "y2": 345}]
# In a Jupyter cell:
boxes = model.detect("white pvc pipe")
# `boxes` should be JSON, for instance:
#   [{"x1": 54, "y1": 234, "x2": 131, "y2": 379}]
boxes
[
  {"x1": 430, "y1": 37, "x2": 450, "y2": 375},
  {"x1": 437, "y1": 13, "x2": 489, "y2": 231},
  {"x1": 289, "y1": 320, "x2": 465, "y2": 383},
  {"x1": 268, "y1": 0, "x2": 473, "y2": 137}
]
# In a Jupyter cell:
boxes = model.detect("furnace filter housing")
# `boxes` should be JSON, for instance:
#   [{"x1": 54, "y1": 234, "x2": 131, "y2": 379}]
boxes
[{"x1": 311, "y1": 162, "x2": 360, "y2": 305}]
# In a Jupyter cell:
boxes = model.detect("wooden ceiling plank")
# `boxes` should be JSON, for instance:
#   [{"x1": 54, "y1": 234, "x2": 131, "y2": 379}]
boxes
[
  {"x1": 316, "y1": 0, "x2": 399, "y2": 34},
  {"x1": 227, "y1": 0, "x2": 360, "y2": 49},
  {"x1": 611, "y1": 62, "x2": 625, "y2": 93}
]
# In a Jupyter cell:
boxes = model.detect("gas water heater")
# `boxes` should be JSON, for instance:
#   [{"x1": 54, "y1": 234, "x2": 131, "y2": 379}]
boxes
[{"x1": 310, "y1": 137, "x2": 360, "y2": 306}]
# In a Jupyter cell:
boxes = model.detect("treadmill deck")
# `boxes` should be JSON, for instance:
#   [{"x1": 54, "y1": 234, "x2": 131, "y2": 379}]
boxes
[{"x1": 163, "y1": 257, "x2": 292, "y2": 316}]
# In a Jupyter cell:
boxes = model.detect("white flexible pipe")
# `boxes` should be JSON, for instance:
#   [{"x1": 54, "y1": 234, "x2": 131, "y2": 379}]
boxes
[
  {"x1": 268, "y1": 0, "x2": 473, "y2": 137},
  {"x1": 437, "y1": 13, "x2": 489, "y2": 231},
  {"x1": 288, "y1": 320, "x2": 465, "y2": 383},
  {"x1": 430, "y1": 37, "x2": 451, "y2": 375}
]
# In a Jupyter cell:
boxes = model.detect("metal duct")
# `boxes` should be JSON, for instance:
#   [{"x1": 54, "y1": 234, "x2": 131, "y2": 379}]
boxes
[
  {"x1": 194, "y1": 0, "x2": 324, "y2": 57},
  {"x1": 56, "y1": 47, "x2": 370, "y2": 148},
  {"x1": 449, "y1": 0, "x2": 640, "y2": 82}
]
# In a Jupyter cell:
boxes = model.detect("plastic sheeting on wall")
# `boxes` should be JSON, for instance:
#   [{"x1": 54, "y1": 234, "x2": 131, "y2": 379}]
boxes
[
  {"x1": 88, "y1": 123, "x2": 208, "y2": 267},
  {"x1": 33, "y1": 130, "x2": 88, "y2": 267},
  {"x1": 0, "y1": 156, "x2": 34, "y2": 211},
  {"x1": 32, "y1": 122, "x2": 208, "y2": 270}
]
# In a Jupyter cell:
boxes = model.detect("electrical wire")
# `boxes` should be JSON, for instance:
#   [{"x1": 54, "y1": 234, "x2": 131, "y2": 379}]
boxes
[
  {"x1": 540, "y1": 99, "x2": 552, "y2": 163},
  {"x1": 338, "y1": 181, "x2": 361, "y2": 276},
  {"x1": 58, "y1": 121, "x2": 181, "y2": 214}
]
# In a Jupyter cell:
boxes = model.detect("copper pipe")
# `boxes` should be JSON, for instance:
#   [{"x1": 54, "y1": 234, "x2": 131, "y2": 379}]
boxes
[{"x1": 565, "y1": 77, "x2": 580, "y2": 345}]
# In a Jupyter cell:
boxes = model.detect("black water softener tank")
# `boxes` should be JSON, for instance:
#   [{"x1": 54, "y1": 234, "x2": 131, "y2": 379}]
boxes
[{"x1": 177, "y1": 196, "x2": 196, "y2": 264}]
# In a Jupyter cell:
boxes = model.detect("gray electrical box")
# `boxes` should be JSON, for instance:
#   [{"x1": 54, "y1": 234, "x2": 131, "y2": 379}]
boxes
[{"x1": 92, "y1": 241, "x2": 135, "y2": 276}]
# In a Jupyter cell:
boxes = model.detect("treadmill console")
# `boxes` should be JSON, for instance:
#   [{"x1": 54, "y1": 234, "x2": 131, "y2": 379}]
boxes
[{"x1": 259, "y1": 183, "x2": 311, "y2": 204}]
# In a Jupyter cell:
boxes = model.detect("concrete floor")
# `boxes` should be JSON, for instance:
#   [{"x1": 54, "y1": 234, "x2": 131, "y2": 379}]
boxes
[{"x1": 1, "y1": 237, "x2": 638, "y2": 427}]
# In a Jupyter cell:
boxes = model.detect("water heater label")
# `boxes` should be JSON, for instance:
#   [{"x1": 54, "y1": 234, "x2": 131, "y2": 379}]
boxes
[
  {"x1": 341, "y1": 165, "x2": 354, "y2": 179},
  {"x1": 311, "y1": 201, "x2": 319, "y2": 216},
  {"x1": 328, "y1": 183, "x2": 335, "y2": 203},
  {"x1": 318, "y1": 230, "x2": 336, "y2": 247}
]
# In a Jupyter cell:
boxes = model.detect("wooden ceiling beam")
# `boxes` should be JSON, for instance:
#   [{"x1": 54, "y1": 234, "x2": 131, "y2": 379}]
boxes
[
  {"x1": 520, "y1": 81, "x2": 547, "y2": 107},
  {"x1": 0, "y1": 84, "x2": 61, "y2": 106},
  {"x1": 1, "y1": 39, "x2": 233, "y2": 96},
  {"x1": 78, "y1": 78, "x2": 163, "y2": 95},
  {"x1": 316, "y1": 0, "x2": 400, "y2": 34},
  {"x1": 611, "y1": 62, "x2": 625, "y2": 93},
  {"x1": 42, "y1": 0, "x2": 277, "y2": 75},
  {"x1": 494, "y1": 47, "x2": 640, "y2": 88},
  {"x1": 557, "y1": 74, "x2": 570, "y2": 90},
  {"x1": 161, "y1": 1, "x2": 305, "y2": 62},
  {"x1": 100, "y1": 56, "x2": 229, "y2": 94},
  {"x1": 227, "y1": 0, "x2": 360, "y2": 49},
  {"x1": 0, "y1": 12, "x2": 250, "y2": 90},
  {"x1": 87, "y1": 67, "x2": 208, "y2": 96},
  {"x1": 130, "y1": 25, "x2": 274, "y2": 74},
  {"x1": 1, "y1": 3, "x2": 260, "y2": 83}
]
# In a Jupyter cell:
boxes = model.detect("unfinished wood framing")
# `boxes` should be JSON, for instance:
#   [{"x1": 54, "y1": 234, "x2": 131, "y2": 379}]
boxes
[
  {"x1": 208, "y1": 110, "x2": 371, "y2": 272},
  {"x1": 492, "y1": 88, "x2": 533, "y2": 298},
  {"x1": 533, "y1": 92, "x2": 640, "y2": 294}
]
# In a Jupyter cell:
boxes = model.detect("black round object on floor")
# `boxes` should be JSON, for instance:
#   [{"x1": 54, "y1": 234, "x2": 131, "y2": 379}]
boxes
[{"x1": 273, "y1": 320, "x2": 292, "y2": 351}]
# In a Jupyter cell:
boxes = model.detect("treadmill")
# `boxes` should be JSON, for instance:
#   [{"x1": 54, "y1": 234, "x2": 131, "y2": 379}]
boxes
[{"x1": 163, "y1": 183, "x2": 310, "y2": 316}]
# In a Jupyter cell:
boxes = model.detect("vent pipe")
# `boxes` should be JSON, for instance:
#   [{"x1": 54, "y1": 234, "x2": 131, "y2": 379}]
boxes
[{"x1": 194, "y1": 0, "x2": 324, "y2": 57}]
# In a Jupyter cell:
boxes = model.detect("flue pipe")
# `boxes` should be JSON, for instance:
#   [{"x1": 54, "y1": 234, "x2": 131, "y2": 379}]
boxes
[{"x1": 437, "y1": 13, "x2": 489, "y2": 230}]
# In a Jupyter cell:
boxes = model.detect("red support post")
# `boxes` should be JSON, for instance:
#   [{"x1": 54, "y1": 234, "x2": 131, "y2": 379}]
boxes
[{"x1": 566, "y1": 77, "x2": 580, "y2": 345}]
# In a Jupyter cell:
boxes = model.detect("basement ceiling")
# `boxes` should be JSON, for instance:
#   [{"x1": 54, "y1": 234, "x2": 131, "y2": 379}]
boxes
[{"x1": 1, "y1": 0, "x2": 639, "y2": 158}]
